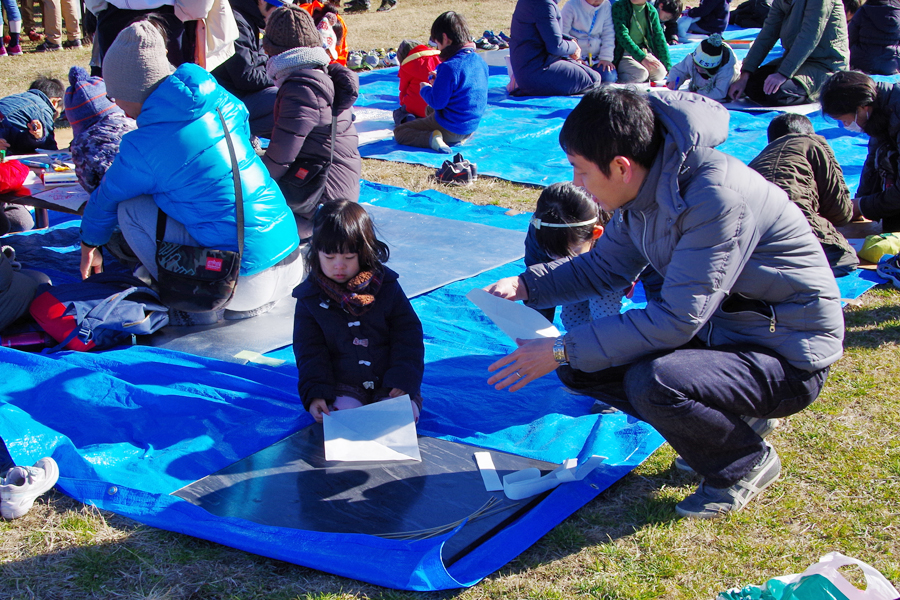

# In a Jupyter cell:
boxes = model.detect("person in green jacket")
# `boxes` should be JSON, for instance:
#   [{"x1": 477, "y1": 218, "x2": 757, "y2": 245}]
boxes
[
  {"x1": 728, "y1": 0, "x2": 848, "y2": 106},
  {"x1": 611, "y1": 0, "x2": 671, "y2": 83}
]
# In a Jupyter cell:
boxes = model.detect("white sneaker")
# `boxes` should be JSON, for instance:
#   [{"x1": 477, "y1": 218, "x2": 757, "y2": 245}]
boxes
[{"x1": 0, "y1": 457, "x2": 59, "y2": 519}]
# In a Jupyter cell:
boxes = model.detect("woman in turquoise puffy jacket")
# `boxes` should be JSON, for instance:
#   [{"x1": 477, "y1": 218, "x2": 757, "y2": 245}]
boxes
[{"x1": 79, "y1": 17, "x2": 304, "y2": 320}]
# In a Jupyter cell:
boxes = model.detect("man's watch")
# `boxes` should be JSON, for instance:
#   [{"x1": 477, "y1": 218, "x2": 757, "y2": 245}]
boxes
[{"x1": 553, "y1": 336, "x2": 568, "y2": 365}]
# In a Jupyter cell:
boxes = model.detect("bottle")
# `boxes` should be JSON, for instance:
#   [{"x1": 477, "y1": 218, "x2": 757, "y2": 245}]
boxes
[{"x1": 0, "y1": 331, "x2": 55, "y2": 349}]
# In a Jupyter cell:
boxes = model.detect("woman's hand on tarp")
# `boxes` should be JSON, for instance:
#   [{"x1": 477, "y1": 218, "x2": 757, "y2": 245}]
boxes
[
  {"x1": 484, "y1": 276, "x2": 528, "y2": 301},
  {"x1": 309, "y1": 398, "x2": 331, "y2": 423},
  {"x1": 763, "y1": 72, "x2": 788, "y2": 96},
  {"x1": 80, "y1": 243, "x2": 103, "y2": 279},
  {"x1": 487, "y1": 337, "x2": 557, "y2": 392}
]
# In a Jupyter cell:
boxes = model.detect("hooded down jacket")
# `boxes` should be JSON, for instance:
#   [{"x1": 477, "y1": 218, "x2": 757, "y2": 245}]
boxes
[
  {"x1": 849, "y1": 0, "x2": 900, "y2": 75},
  {"x1": 263, "y1": 63, "x2": 361, "y2": 204},
  {"x1": 523, "y1": 92, "x2": 844, "y2": 374},
  {"x1": 81, "y1": 63, "x2": 299, "y2": 276}
]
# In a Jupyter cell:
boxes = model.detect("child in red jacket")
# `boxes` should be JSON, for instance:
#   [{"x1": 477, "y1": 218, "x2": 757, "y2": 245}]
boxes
[{"x1": 394, "y1": 39, "x2": 441, "y2": 125}]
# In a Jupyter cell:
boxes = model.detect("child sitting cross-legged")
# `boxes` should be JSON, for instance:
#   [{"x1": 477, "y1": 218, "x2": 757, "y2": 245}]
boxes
[
  {"x1": 560, "y1": 0, "x2": 618, "y2": 83},
  {"x1": 0, "y1": 76, "x2": 64, "y2": 155},
  {"x1": 393, "y1": 11, "x2": 489, "y2": 154},
  {"x1": 525, "y1": 182, "x2": 621, "y2": 330},
  {"x1": 666, "y1": 33, "x2": 741, "y2": 102},
  {"x1": 293, "y1": 200, "x2": 425, "y2": 424}
]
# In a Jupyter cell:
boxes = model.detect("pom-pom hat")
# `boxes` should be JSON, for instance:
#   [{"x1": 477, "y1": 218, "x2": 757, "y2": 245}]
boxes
[
  {"x1": 64, "y1": 66, "x2": 126, "y2": 137},
  {"x1": 693, "y1": 33, "x2": 726, "y2": 70}
]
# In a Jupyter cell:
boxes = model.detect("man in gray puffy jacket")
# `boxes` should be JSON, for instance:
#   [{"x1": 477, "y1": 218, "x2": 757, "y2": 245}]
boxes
[{"x1": 485, "y1": 87, "x2": 844, "y2": 519}]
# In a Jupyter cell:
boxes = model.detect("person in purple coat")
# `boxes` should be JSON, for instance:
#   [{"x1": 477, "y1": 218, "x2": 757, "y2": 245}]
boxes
[
  {"x1": 848, "y1": 0, "x2": 900, "y2": 75},
  {"x1": 509, "y1": 0, "x2": 601, "y2": 96}
]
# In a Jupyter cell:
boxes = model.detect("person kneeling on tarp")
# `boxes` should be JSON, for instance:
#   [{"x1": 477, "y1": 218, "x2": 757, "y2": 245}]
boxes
[{"x1": 483, "y1": 87, "x2": 844, "y2": 519}]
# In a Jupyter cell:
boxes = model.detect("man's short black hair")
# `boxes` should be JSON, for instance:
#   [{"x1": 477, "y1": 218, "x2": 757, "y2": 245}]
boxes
[
  {"x1": 767, "y1": 113, "x2": 815, "y2": 143},
  {"x1": 430, "y1": 11, "x2": 472, "y2": 46},
  {"x1": 656, "y1": 0, "x2": 682, "y2": 17},
  {"x1": 29, "y1": 75, "x2": 64, "y2": 100},
  {"x1": 559, "y1": 86, "x2": 662, "y2": 176}
]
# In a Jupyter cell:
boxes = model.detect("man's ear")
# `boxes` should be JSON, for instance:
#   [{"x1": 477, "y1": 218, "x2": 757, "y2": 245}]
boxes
[{"x1": 610, "y1": 155, "x2": 635, "y2": 183}]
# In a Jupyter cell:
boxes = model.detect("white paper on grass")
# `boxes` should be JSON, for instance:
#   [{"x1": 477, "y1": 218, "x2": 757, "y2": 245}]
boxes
[
  {"x1": 323, "y1": 394, "x2": 421, "y2": 462},
  {"x1": 466, "y1": 288, "x2": 560, "y2": 342}
]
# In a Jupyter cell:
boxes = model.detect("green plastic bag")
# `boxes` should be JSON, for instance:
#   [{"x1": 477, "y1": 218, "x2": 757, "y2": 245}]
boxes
[
  {"x1": 718, "y1": 552, "x2": 899, "y2": 600},
  {"x1": 858, "y1": 233, "x2": 900, "y2": 263}
]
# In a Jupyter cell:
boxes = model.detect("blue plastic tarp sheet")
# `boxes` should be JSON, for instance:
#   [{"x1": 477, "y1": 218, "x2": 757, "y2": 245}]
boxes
[
  {"x1": 0, "y1": 192, "x2": 666, "y2": 591},
  {"x1": 356, "y1": 30, "x2": 900, "y2": 193}
]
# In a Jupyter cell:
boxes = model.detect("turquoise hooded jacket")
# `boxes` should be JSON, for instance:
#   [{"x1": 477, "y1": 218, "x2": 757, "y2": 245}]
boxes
[{"x1": 82, "y1": 63, "x2": 299, "y2": 276}]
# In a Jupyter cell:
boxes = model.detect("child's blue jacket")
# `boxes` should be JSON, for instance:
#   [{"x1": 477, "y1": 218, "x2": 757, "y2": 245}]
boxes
[
  {"x1": 420, "y1": 47, "x2": 489, "y2": 135},
  {"x1": 0, "y1": 89, "x2": 58, "y2": 154},
  {"x1": 81, "y1": 64, "x2": 298, "y2": 276}
]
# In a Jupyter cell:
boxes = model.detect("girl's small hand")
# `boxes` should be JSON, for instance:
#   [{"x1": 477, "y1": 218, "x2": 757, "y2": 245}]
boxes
[
  {"x1": 388, "y1": 388, "x2": 405, "y2": 398},
  {"x1": 309, "y1": 398, "x2": 331, "y2": 423},
  {"x1": 596, "y1": 60, "x2": 614, "y2": 72}
]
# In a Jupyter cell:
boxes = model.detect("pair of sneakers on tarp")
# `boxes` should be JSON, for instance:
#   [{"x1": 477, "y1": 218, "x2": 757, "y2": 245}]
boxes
[{"x1": 435, "y1": 153, "x2": 478, "y2": 185}]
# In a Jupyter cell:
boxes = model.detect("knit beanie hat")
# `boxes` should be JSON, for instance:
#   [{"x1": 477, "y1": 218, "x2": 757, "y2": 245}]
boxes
[
  {"x1": 64, "y1": 66, "x2": 126, "y2": 138},
  {"x1": 693, "y1": 33, "x2": 725, "y2": 69},
  {"x1": 103, "y1": 20, "x2": 175, "y2": 105},
  {"x1": 263, "y1": 5, "x2": 321, "y2": 56}
]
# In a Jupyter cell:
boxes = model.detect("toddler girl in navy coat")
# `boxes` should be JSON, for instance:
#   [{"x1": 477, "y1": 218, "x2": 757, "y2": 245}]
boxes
[{"x1": 293, "y1": 200, "x2": 425, "y2": 423}]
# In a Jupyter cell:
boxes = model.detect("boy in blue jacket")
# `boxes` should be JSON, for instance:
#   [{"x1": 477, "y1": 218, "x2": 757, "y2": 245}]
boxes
[
  {"x1": 0, "y1": 76, "x2": 64, "y2": 155},
  {"x1": 393, "y1": 11, "x2": 489, "y2": 153}
]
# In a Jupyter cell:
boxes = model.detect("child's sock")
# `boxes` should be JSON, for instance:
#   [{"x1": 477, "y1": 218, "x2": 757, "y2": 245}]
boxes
[
  {"x1": 430, "y1": 130, "x2": 452, "y2": 154},
  {"x1": 9, "y1": 20, "x2": 21, "y2": 47}
]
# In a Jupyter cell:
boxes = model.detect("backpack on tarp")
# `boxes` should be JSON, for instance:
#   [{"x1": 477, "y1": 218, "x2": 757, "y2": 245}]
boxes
[{"x1": 29, "y1": 273, "x2": 169, "y2": 352}]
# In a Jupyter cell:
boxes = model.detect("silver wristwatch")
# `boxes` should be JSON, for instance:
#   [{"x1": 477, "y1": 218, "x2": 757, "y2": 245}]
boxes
[{"x1": 553, "y1": 336, "x2": 568, "y2": 365}]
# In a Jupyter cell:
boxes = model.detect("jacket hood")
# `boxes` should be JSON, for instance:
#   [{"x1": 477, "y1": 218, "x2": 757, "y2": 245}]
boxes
[
  {"x1": 231, "y1": 0, "x2": 266, "y2": 29},
  {"x1": 627, "y1": 92, "x2": 730, "y2": 213},
  {"x1": 858, "y1": 2, "x2": 900, "y2": 35},
  {"x1": 138, "y1": 64, "x2": 229, "y2": 126},
  {"x1": 327, "y1": 63, "x2": 359, "y2": 114},
  {"x1": 401, "y1": 45, "x2": 440, "y2": 66}
]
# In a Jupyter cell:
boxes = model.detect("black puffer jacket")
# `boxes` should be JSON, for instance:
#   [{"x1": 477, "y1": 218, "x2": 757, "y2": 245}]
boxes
[
  {"x1": 849, "y1": 0, "x2": 900, "y2": 75},
  {"x1": 262, "y1": 64, "x2": 361, "y2": 204},
  {"x1": 210, "y1": 0, "x2": 272, "y2": 95},
  {"x1": 292, "y1": 267, "x2": 424, "y2": 410}
]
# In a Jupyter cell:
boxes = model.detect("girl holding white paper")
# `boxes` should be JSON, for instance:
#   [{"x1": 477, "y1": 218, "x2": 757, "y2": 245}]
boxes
[{"x1": 292, "y1": 200, "x2": 425, "y2": 424}]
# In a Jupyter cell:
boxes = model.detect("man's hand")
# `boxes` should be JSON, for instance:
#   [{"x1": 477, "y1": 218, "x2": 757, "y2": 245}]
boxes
[
  {"x1": 642, "y1": 55, "x2": 662, "y2": 73},
  {"x1": 419, "y1": 81, "x2": 432, "y2": 90},
  {"x1": 762, "y1": 72, "x2": 788, "y2": 96},
  {"x1": 79, "y1": 243, "x2": 103, "y2": 279},
  {"x1": 728, "y1": 72, "x2": 750, "y2": 100},
  {"x1": 851, "y1": 197, "x2": 864, "y2": 221},
  {"x1": 309, "y1": 398, "x2": 330, "y2": 423},
  {"x1": 484, "y1": 276, "x2": 528, "y2": 301},
  {"x1": 487, "y1": 337, "x2": 559, "y2": 392},
  {"x1": 27, "y1": 119, "x2": 43, "y2": 140}
]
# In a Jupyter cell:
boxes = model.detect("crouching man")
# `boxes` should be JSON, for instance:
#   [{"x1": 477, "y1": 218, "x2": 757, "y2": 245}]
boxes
[{"x1": 485, "y1": 87, "x2": 844, "y2": 519}]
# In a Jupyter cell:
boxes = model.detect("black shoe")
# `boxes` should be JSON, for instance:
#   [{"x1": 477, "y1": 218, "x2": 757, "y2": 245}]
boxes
[
  {"x1": 435, "y1": 155, "x2": 476, "y2": 185},
  {"x1": 376, "y1": 0, "x2": 396, "y2": 11},
  {"x1": 343, "y1": 0, "x2": 369, "y2": 11},
  {"x1": 62, "y1": 39, "x2": 82, "y2": 48},
  {"x1": 35, "y1": 41, "x2": 61, "y2": 52}
]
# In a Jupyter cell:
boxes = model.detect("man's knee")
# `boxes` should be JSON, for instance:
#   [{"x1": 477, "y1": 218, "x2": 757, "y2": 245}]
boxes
[{"x1": 623, "y1": 353, "x2": 686, "y2": 411}]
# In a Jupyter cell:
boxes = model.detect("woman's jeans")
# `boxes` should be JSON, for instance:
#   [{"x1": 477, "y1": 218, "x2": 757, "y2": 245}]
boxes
[{"x1": 558, "y1": 341, "x2": 829, "y2": 488}]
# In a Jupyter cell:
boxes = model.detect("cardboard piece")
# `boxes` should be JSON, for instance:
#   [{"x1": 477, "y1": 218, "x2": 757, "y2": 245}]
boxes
[
  {"x1": 466, "y1": 287, "x2": 560, "y2": 342},
  {"x1": 323, "y1": 395, "x2": 422, "y2": 462}
]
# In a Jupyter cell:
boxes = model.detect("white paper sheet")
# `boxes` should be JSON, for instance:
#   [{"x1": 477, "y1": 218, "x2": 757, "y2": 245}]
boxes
[
  {"x1": 33, "y1": 185, "x2": 89, "y2": 212},
  {"x1": 323, "y1": 394, "x2": 421, "y2": 462},
  {"x1": 466, "y1": 287, "x2": 560, "y2": 342},
  {"x1": 353, "y1": 107, "x2": 395, "y2": 145}
]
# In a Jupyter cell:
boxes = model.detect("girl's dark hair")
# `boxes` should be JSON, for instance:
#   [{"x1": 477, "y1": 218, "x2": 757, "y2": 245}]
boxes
[
  {"x1": 534, "y1": 182, "x2": 608, "y2": 259},
  {"x1": 308, "y1": 200, "x2": 389, "y2": 276},
  {"x1": 430, "y1": 11, "x2": 471, "y2": 46},
  {"x1": 819, "y1": 70, "x2": 877, "y2": 117}
]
